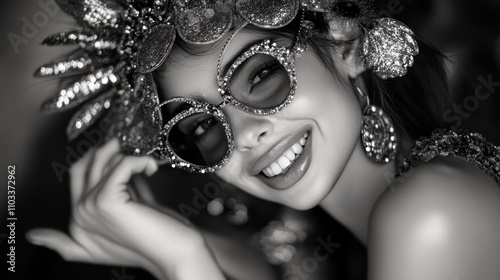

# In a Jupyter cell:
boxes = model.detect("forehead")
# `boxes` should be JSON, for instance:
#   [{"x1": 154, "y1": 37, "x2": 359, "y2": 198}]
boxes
[{"x1": 155, "y1": 27, "x2": 291, "y2": 104}]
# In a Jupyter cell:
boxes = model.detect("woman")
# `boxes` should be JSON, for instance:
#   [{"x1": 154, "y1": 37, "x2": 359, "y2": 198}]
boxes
[{"x1": 27, "y1": 0, "x2": 500, "y2": 279}]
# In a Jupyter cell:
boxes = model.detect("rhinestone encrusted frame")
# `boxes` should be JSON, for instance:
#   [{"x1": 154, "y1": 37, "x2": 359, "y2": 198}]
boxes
[
  {"x1": 154, "y1": 37, "x2": 307, "y2": 173},
  {"x1": 154, "y1": 97, "x2": 235, "y2": 173},
  {"x1": 218, "y1": 39, "x2": 299, "y2": 116}
]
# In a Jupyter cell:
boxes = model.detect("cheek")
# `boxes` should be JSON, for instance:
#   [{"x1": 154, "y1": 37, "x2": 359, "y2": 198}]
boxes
[
  {"x1": 214, "y1": 152, "x2": 253, "y2": 193},
  {"x1": 293, "y1": 53, "x2": 362, "y2": 133},
  {"x1": 278, "y1": 53, "x2": 362, "y2": 207},
  {"x1": 215, "y1": 156, "x2": 242, "y2": 183}
]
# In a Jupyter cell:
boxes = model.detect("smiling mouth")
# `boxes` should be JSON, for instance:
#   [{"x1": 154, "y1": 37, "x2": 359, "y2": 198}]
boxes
[
  {"x1": 262, "y1": 131, "x2": 309, "y2": 177},
  {"x1": 252, "y1": 127, "x2": 313, "y2": 190}
]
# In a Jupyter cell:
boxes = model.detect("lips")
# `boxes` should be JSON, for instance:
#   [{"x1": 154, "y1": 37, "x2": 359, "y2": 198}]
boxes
[
  {"x1": 262, "y1": 132, "x2": 308, "y2": 177},
  {"x1": 251, "y1": 126, "x2": 313, "y2": 190}
]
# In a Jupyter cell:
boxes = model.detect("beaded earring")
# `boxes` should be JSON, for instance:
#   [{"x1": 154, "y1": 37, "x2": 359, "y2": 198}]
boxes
[{"x1": 355, "y1": 85, "x2": 397, "y2": 163}]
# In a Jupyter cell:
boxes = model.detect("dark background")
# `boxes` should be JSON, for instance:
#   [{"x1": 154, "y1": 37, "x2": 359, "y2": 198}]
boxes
[{"x1": 1, "y1": 0, "x2": 500, "y2": 279}]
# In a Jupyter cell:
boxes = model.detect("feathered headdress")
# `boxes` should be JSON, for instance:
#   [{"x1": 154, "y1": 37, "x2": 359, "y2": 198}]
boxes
[{"x1": 36, "y1": 0, "x2": 418, "y2": 157}]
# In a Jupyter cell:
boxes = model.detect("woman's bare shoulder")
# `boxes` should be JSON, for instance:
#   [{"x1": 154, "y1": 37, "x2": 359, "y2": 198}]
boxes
[
  {"x1": 368, "y1": 157, "x2": 500, "y2": 279},
  {"x1": 373, "y1": 156, "x2": 500, "y2": 217}
]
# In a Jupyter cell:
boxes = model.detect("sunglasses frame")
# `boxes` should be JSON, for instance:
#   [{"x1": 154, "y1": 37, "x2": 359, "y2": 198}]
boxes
[
  {"x1": 217, "y1": 39, "x2": 298, "y2": 116},
  {"x1": 154, "y1": 97, "x2": 234, "y2": 173},
  {"x1": 153, "y1": 18, "x2": 313, "y2": 173}
]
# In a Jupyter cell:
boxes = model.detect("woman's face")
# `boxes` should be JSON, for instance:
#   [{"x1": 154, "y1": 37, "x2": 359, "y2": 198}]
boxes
[{"x1": 157, "y1": 27, "x2": 362, "y2": 210}]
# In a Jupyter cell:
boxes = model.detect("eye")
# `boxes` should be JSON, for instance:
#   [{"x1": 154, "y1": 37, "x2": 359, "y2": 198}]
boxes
[
  {"x1": 247, "y1": 60, "x2": 285, "y2": 94},
  {"x1": 193, "y1": 117, "x2": 216, "y2": 137},
  {"x1": 174, "y1": 113, "x2": 217, "y2": 139},
  {"x1": 248, "y1": 59, "x2": 276, "y2": 85},
  {"x1": 250, "y1": 63, "x2": 276, "y2": 86},
  {"x1": 225, "y1": 40, "x2": 292, "y2": 109},
  {"x1": 258, "y1": 69, "x2": 270, "y2": 78}
]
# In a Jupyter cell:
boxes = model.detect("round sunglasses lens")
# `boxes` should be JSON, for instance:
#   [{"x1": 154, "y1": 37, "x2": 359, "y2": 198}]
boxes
[
  {"x1": 228, "y1": 54, "x2": 291, "y2": 109},
  {"x1": 169, "y1": 112, "x2": 229, "y2": 166}
]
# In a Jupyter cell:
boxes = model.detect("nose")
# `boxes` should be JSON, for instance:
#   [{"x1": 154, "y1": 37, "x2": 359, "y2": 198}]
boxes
[{"x1": 224, "y1": 106, "x2": 274, "y2": 152}]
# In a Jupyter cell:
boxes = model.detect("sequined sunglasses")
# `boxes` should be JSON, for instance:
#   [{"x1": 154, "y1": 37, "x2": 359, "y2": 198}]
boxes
[{"x1": 153, "y1": 21, "x2": 313, "y2": 173}]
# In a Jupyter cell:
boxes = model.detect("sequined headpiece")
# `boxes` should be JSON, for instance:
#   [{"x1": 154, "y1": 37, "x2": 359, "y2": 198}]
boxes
[{"x1": 37, "y1": 0, "x2": 418, "y2": 158}]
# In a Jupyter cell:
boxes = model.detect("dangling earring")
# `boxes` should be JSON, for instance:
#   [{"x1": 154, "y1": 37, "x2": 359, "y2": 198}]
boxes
[{"x1": 355, "y1": 85, "x2": 397, "y2": 163}]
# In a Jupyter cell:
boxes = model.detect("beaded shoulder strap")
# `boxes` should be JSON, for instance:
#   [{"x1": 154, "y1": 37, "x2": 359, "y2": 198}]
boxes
[{"x1": 398, "y1": 129, "x2": 500, "y2": 185}]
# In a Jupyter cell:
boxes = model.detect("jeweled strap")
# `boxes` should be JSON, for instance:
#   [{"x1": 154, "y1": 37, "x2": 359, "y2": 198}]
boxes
[{"x1": 398, "y1": 129, "x2": 500, "y2": 185}]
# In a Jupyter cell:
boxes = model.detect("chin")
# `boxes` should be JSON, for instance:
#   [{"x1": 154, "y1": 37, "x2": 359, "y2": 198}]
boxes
[
  {"x1": 279, "y1": 138, "x2": 354, "y2": 210},
  {"x1": 279, "y1": 165, "x2": 340, "y2": 210},
  {"x1": 248, "y1": 158, "x2": 342, "y2": 211}
]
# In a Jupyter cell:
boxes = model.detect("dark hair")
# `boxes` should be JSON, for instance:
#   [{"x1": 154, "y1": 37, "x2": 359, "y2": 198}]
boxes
[
  {"x1": 159, "y1": 11, "x2": 451, "y2": 141},
  {"x1": 363, "y1": 37, "x2": 451, "y2": 139}
]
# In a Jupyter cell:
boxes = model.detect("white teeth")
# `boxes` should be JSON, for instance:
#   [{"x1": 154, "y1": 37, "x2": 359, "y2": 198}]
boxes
[
  {"x1": 278, "y1": 157, "x2": 291, "y2": 169},
  {"x1": 262, "y1": 132, "x2": 309, "y2": 177},
  {"x1": 263, "y1": 168, "x2": 272, "y2": 177},
  {"x1": 285, "y1": 150, "x2": 295, "y2": 161},
  {"x1": 264, "y1": 167, "x2": 273, "y2": 177},
  {"x1": 291, "y1": 143, "x2": 303, "y2": 154},
  {"x1": 270, "y1": 162, "x2": 282, "y2": 174}
]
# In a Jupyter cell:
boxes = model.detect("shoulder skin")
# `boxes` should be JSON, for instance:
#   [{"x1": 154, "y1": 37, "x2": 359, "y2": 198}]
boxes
[{"x1": 368, "y1": 156, "x2": 500, "y2": 280}]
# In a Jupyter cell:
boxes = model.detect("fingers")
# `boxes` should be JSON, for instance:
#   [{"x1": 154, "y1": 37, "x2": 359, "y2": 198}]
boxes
[
  {"x1": 98, "y1": 156, "x2": 158, "y2": 204},
  {"x1": 87, "y1": 138, "x2": 121, "y2": 190},
  {"x1": 26, "y1": 228, "x2": 91, "y2": 262},
  {"x1": 69, "y1": 148, "x2": 95, "y2": 206},
  {"x1": 69, "y1": 138, "x2": 159, "y2": 228},
  {"x1": 131, "y1": 174, "x2": 158, "y2": 204},
  {"x1": 102, "y1": 153, "x2": 124, "y2": 179},
  {"x1": 70, "y1": 139, "x2": 121, "y2": 208}
]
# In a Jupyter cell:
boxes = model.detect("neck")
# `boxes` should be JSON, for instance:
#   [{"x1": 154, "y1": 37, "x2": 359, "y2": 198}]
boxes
[{"x1": 319, "y1": 140, "x2": 397, "y2": 245}]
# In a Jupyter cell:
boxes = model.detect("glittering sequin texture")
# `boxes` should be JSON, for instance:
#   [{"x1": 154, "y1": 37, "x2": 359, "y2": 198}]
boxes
[
  {"x1": 398, "y1": 129, "x2": 500, "y2": 185},
  {"x1": 82, "y1": 0, "x2": 120, "y2": 29},
  {"x1": 236, "y1": 0, "x2": 299, "y2": 28},
  {"x1": 137, "y1": 23, "x2": 176, "y2": 72},
  {"x1": 361, "y1": 18, "x2": 419, "y2": 79},
  {"x1": 174, "y1": 0, "x2": 233, "y2": 44}
]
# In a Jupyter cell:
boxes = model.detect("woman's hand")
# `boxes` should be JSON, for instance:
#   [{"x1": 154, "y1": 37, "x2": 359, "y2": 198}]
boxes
[{"x1": 26, "y1": 139, "x2": 224, "y2": 280}]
